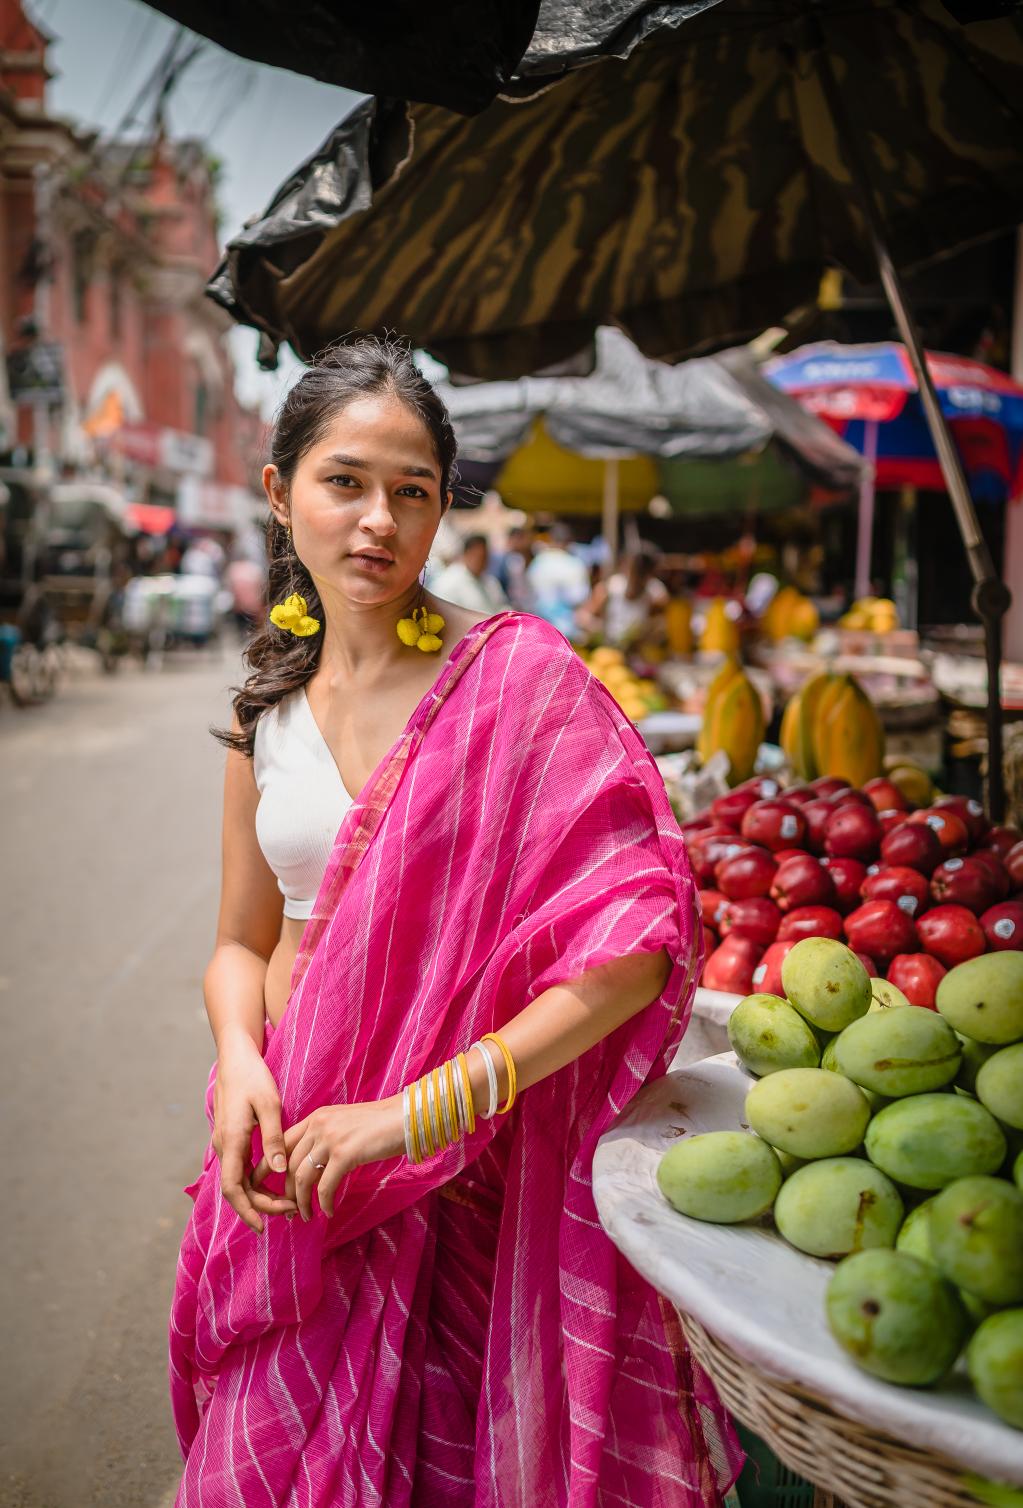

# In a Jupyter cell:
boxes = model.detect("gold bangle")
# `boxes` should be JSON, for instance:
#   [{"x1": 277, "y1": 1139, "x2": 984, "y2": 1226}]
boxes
[
  {"x1": 444, "y1": 1059, "x2": 459, "y2": 1140},
  {"x1": 431, "y1": 1067, "x2": 445, "y2": 1150},
  {"x1": 481, "y1": 1032, "x2": 517, "y2": 1115},
  {"x1": 419, "y1": 1076, "x2": 434, "y2": 1156},
  {"x1": 456, "y1": 1051, "x2": 476, "y2": 1135},
  {"x1": 409, "y1": 1081, "x2": 422, "y2": 1164}
]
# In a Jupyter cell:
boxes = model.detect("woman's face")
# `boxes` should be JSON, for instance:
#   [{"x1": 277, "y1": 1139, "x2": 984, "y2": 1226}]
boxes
[{"x1": 267, "y1": 393, "x2": 447, "y2": 607}]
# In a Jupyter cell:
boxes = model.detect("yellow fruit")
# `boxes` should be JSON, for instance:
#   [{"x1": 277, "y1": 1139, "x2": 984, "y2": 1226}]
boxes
[
  {"x1": 788, "y1": 598, "x2": 820, "y2": 642},
  {"x1": 782, "y1": 671, "x2": 837, "y2": 782},
  {"x1": 591, "y1": 646, "x2": 625, "y2": 668},
  {"x1": 814, "y1": 673, "x2": 885, "y2": 785},
  {"x1": 698, "y1": 669, "x2": 764, "y2": 786},
  {"x1": 703, "y1": 657, "x2": 743, "y2": 724},
  {"x1": 700, "y1": 598, "x2": 740, "y2": 656},
  {"x1": 887, "y1": 763, "x2": 933, "y2": 807},
  {"x1": 665, "y1": 598, "x2": 693, "y2": 656}
]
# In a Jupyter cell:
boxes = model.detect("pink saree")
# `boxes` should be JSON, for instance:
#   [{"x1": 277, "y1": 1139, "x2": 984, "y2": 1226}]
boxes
[{"x1": 169, "y1": 609, "x2": 740, "y2": 1506}]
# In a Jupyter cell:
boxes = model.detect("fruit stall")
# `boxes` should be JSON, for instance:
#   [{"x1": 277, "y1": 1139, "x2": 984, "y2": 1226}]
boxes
[{"x1": 593, "y1": 942, "x2": 1023, "y2": 1507}]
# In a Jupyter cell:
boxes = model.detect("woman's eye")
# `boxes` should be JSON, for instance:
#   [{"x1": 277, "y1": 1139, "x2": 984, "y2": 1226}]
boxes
[
  {"x1": 328, "y1": 474, "x2": 359, "y2": 488},
  {"x1": 397, "y1": 485, "x2": 428, "y2": 499}
]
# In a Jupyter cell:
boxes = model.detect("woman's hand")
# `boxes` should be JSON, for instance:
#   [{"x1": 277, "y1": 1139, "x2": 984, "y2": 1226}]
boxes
[
  {"x1": 250, "y1": 1095, "x2": 406, "y2": 1223},
  {"x1": 213, "y1": 1029, "x2": 298, "y2": 1233}
]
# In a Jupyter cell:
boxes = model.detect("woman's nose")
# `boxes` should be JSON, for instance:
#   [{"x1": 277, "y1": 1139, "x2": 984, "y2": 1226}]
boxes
[{"x1": 359, "y1": 491, "x2": 398, "y2": 533}]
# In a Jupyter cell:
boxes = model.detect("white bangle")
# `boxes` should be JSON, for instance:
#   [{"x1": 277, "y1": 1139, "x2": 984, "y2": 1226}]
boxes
[
  {"x1": 426, "y1": 1072, "x2": 443, "y2": 1152},
  {"x1": 415, "y1": 1077, "x2": 430, "y2": 1158},
  {"x1": 470, "y1": 1040, "x2": 499, "y2": 1119},
  {"x1": 403, "y1": 1084, "x2": 415, "y2": 1163},
  {"x1": 438, "y1": 1066, "x2": 453, "y2": 1145},
  {"x1": 453, "y1": 1059, "x2": 469, "y2": 1134}
]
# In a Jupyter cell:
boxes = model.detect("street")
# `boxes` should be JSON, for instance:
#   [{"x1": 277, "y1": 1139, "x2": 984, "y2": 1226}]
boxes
[{"x1": 0, "y1": 644, "x2": 239, "y2": 1507}]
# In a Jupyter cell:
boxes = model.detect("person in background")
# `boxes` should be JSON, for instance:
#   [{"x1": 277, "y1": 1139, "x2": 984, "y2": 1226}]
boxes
[
  {"x1": 492, "y1": 523, "x2": 537, "y2": 612},
  {"x1": 225, "y1": 552, "x2": 268, "y2": 638},
  {"x1": 577, "y1": 545, "x2": 669, "y2": 648},
  {"x1": 526, "y1": 521, "x2": 592, "y2": 641},
  {"x1": 429, "y1": 531, "x2": 509, "y2": 614}
]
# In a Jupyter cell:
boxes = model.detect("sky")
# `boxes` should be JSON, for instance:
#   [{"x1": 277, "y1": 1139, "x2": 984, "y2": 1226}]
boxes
[{"x1": 28, "y1": 0, "x2": 362, "y2": 415}]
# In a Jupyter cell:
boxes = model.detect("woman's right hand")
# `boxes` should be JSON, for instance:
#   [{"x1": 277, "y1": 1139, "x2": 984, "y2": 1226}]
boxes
[{"x1": 213, "y1": 1031, "x2": 298, "y2": 1233}]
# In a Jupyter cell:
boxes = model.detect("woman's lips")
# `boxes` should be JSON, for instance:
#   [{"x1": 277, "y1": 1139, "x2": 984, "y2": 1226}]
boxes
[{"x1": 350, "y1": 553, "x2": 394, "y2": 572}]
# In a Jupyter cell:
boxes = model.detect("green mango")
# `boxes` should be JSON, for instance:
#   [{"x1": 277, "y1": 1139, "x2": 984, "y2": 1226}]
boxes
[
  {"x1": 929, "y1": 1176, "x2": 1023, "y2": 1307},
  {"x1": 869, "y1": 978, "x2": 912, "y2": 1011},
  {"x1": 781, "y1": 938, "x2": 872, "y2": 1032},
  {"x1": 727, "y1": 992, "x2": 821, "y2": 1077},
  {"x1": 745, "y1": 1068, "x2": 871, "y2": 1160},
  {"x1": 975, "y1": 1044, "x2": 1023, "y2": 1132},
  {"x1": 957, "y1": 1035, "x2": 1001, "y2": 1096},
  {"x1": 865, "y1": 1095, "x2": 1007, "y2": 1190},
  {"x1": 826, "y1": 1249, "x2": 968, "y2": 1386},
  {"x1": 967, "y1": 1310, "x2": 1023, "y2": 1430},
  {"x1": 774, "y1": 1158, "x2": 903, "y2": 1259},
  {"x1": 895, "y1": 1197, "x2": 937, "y2": 1263},
  {"x1": 833, "y1": 1006, "x2": 961, "y2": 1098},
  {"x1": 936, "y1": 954, "x2": 1023, "y2": 1045},
  {"x1": 657, "y1": 1131, "x2": 781, "y2": 1224}
]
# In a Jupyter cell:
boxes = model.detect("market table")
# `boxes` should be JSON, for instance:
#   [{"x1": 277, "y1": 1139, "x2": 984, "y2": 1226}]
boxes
[{"x1": 593, "y1": 1054, "x2": 1023, "y2": 1508}]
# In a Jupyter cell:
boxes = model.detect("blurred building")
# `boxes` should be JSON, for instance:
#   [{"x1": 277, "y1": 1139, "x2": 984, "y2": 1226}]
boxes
[{"x1": 0, "y1": 0, "x2": 265, "y2": 539}]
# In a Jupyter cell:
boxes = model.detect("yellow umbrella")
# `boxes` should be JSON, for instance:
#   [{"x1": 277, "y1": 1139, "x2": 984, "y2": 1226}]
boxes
[{"x1": 494, "y1": 419, "x2": 658, "y2": 517}]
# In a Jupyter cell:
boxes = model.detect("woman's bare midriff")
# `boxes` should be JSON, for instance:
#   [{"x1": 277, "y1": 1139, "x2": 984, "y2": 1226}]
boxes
[{"x1": 264, "y1": 916, "x2": 308, "y2": 1029}]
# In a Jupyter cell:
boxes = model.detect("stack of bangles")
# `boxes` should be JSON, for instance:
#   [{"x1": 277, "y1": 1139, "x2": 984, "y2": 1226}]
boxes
[{"x1": 402, "y1": 1033, "x2": 517, "y2": 1164}]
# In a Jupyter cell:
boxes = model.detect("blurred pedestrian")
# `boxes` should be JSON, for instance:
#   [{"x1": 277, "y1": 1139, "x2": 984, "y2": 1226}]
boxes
[
  {"x1": 526, "y1": 521, "x2": 591, "y2": 641},
  {"x1": 577, "y1": 544, "x2": 669, "y2": 647},
  {"x1": 492, "y1": 523, "x2": 537, "y2": 611},
  {"x1": 429, "y1": 531, "x2": 509, "y2": 613},
  {"x1": 224, "y1": 552, "x2": 267, "y2": 637}
]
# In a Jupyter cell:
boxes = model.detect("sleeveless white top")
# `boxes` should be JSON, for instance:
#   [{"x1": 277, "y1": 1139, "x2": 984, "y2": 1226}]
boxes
[{"x1": 253, "y1": 687, "x2": 355, "y2": 920}]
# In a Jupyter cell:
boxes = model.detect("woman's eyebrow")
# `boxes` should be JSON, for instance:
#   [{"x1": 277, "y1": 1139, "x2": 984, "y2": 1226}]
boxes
[{"x1": 324, "y1": 452, "x2": 437, "y2": 480}]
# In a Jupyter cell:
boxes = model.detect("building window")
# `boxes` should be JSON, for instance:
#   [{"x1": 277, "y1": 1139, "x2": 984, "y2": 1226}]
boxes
[
  {"x1": 194, "y1": 380, "x2": 208, "y2": 437},
  {"x1": 71, "y1": 230, "x2": 95, "y2": 324}
]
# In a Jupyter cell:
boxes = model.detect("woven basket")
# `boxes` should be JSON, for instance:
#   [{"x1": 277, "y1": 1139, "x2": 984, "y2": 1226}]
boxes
[{"x1": 677, "y1": 1309, "x2": 993, "y2": 1508}]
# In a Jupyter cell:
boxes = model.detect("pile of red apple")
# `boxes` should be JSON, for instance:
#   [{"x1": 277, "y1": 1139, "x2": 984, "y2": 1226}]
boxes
[{"x1": 683, "y1": 774, "x2": 1023, "y2": 1007}]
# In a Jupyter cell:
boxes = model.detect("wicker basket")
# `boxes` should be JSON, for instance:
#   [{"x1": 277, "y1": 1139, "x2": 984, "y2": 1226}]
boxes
[{"x1": 677, "y1": 1310, "x2": 994, "y2": 1508}]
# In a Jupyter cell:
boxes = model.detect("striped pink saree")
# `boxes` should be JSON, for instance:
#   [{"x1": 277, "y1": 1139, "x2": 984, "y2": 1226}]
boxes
[{"x1": 170, "y1": 609, "x2": 740, "y2": 1506}]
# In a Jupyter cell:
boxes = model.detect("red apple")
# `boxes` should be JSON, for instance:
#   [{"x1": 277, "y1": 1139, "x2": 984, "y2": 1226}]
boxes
[
  {"x1": 771, "y1": 854, "x2": 837, "y2": 913},
  {"x1": 880, "y1": 821, "x2": 943, "y2": 876},
  {"x1": 689, "y1": 832, "x2": 753, "y2": 886},
  {"x1": 821, "y1": 856, "x2": 869, "y2": 915},
  {"x1": 777, "y1": 905, "x2": 845, "y2": 943},
  {"x1": 981, "y1": 825, "x2": 1023, "y2": 860},
  {"x1": 750, "y1": 939, "x2": 797, "y2": 996},
  {"x1": 853, "y1": 951, "x2": 879, "y2": 977},
  {"x1": 1005, "y1": 841, "x2": 1023, "y2": 893},
  {"x1": 697, "y1": 889, "x2": 731, "y2": 931},
  {"x1": 930, "y1": 856, "x2": 999, "y2": 914},
  {"x1": 772, "y1": 848, "x2": 808, "y2": 866},
  {"x1": 877, "y1": 809, "x2": 907, "y2": 837},
  {"x1": 825, "y1": 803, "x2": 882, "y2": 862},
  {"x1": 916, "y1": 904, "x2": 986, "y2": 968},
  {"x1": 887, "y1": 953, "x2": 946, "y2": 1008},
  {"x1": 702, "y1": 925, "x2": 719, "y2": 956},
  {"x1": 863, "y1": 777, "x2": 910, "y2": 814},
  {"x1": 906, "y1": 808, "x2": 969, "y2": 858},
  {"x1": 844, "y1": 900, "x2": 919, "y2": 965},
  {"x1": 782, "y1": 785, "x2": 817, "y2": 807},
  {"x1": 979, "y1": 900, "x2": 1023, "y2": 952},
  {"x1": 715, "y1": 847, "x2": 777, "y2": 901},
  {"x1": 702, "y1": 935, "x2": 764, "y2": 994},
  {"x1": 710, "y1": 786, "x2": 761, "y2": 829},
  {"x1": 720, "y1": 896, "x2": 782, "y2": 946},
  {"x1": 810, "y1": 776, "x2": 851, "y2": 798},
  {"x1": 933, "y1": 794, "x2": 989, "y2": 845},
  {"x1": 832, "y1": 789, "x2": 876, "y2": 811},
  {"x1": 741, "y1": 799, "x2": 808, "y2": 853},
  {"x1": 860, "y1": 865, "x2": 930, "y2": 919},
  {"x1": 970, "y1": 848, "x2": 1012, "y2": 901},
  {"x1": 801, "y1": 799, "x2": 836, "y2": 855},
  {"x1": 680, "y1": 814, "x2": 718, "y2": 837}
]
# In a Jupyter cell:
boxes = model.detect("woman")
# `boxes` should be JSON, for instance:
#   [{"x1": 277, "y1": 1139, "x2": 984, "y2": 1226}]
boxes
[{"x1": 169, "y1": 337, "x2": 739, "y2": 1506}]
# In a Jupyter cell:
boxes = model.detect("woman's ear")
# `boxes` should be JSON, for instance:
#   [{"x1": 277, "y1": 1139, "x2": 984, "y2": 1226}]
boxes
[{"x1": 263, "y1": 463, "x2": 288, "y2": 528}]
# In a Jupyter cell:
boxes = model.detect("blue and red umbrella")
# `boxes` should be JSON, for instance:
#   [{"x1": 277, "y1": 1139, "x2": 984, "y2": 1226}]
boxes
[{"x1": 765, "y1": 342, "x2": 1023, "y2": 598}]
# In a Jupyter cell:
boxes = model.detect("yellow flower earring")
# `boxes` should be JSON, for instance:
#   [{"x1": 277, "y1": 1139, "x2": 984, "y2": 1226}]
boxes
[
  {"x1": 269, "y1": 521, "x2": 321, "y2": 637},
  {"x1": 397, "y1": 572, "x2": 444, "y2": 653}
]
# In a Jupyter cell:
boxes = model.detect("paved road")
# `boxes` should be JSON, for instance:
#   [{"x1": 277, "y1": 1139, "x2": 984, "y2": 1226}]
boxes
[{"x1": 0, "y1": 643, "x2": 242, "y2": 1508}]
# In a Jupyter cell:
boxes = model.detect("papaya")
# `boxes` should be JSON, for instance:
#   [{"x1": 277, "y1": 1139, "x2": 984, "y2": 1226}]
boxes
[
  {"x1": 700, "y1": 598, "x2": 740, "y2": 656},
  {"x1": 698, "y1": 668, "x2": 764, "y2": 786},
  {"x1": 783, "y1": 671, "x2": 837, "y2": 782},
  {"x1": 813, "y1": 673, "x2": 885, "y2": 786}
]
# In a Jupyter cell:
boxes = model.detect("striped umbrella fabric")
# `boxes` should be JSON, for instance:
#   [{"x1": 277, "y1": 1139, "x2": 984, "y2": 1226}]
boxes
[{"x1": 210, "y1": 1, "x2": 1023, "y2": 382}]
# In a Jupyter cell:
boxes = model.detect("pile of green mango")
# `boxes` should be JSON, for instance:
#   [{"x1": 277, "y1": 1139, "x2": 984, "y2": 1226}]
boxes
[{"x1": 656, "y1": 938, "x2": 1023, "y2": 1429}]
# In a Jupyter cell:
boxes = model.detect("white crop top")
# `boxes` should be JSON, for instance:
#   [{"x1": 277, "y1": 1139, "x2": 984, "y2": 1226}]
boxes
[{"x1": 253, "y1": 687, "x2": 355, "y2": 920}]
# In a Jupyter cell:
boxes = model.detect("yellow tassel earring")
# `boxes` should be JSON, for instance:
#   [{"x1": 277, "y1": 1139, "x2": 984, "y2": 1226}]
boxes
[{"x1": 397, "y1": 570, "x2": 444, "y2": 653}]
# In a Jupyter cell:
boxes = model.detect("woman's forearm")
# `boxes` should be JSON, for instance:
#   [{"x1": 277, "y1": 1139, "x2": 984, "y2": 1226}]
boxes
[
  {"x1": 203, "y1": 942, "x2": 270, "y2": 1055},
  {"x1": 461, "y1": 946, "x2": 673, "y2": 1116}
]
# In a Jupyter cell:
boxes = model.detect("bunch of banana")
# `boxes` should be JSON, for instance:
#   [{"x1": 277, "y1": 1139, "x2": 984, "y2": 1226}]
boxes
[
  {"x1": 697, "y1": 658, "x2": 764, "y2": 787},
  {"x1": 780, "y1": 670, "x2": 885, "y2": 784},
  {"x1": 582, "y1": 645, "x2": 670, "y2": 720},
  {"x1": 761, "y1": 585, "x2": 820, "y2": 643},
  {"x1": 839, "y1": 596, "x2": 899, "y2": 633},
  {"x1": 699, "y1": 597, "x2": 740, "y2": 656}
]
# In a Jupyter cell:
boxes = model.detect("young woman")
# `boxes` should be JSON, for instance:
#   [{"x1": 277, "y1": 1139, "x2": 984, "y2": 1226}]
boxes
[{"x1": 169, "y1": 337, "x2": 739, "y2": 1506}]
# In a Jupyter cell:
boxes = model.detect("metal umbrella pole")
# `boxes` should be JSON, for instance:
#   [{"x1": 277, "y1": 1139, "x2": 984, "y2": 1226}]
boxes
[{"x1": 816, "y1": 45, "x2": 1012, "y2": 822}]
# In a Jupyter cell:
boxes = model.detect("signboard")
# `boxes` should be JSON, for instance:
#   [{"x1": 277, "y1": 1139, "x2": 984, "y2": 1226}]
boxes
[
  {"x1": 105, "y1": 422, "x2": 214, "y2": 476},
  {"x1": 7, "y1": 341, "x2": 66, "y2": 402}
]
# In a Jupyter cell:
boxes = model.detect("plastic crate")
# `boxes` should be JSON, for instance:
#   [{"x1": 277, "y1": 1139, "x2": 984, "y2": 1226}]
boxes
[{"x1": 734, "y1": 1422, "x2": 817, "y2": 1508}]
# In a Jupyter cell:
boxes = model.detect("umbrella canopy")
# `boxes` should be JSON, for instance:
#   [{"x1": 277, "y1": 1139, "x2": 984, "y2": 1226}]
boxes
[
  {"x1": 765, "y1": 342, "x2": 1023, "y2": 504},
  {"x1": 209, "y1": 3, "x2": 1023, "y2": 381}
]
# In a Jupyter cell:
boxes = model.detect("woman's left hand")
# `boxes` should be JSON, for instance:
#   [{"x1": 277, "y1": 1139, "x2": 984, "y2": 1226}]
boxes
[{"x1": 250, "y1": 1095, "x2": 406, "y2": 1222}]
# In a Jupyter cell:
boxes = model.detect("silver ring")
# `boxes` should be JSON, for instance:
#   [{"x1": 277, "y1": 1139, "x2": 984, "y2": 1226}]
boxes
[{"x1": 307, "y1": 1151, "x2": 326, "y2": 1170}]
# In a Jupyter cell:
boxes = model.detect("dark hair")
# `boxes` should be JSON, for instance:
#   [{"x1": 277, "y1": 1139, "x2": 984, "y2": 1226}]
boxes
[
  {"x1": 212, "y1": 334, "x2": 457, "y2": 757},
  {"x1": 462, "y1": 533, "x2": 488, "y2": 552}
]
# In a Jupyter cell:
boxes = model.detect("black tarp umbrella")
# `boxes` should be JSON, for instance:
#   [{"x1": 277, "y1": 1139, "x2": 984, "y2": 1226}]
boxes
[{"x1": 206, "y1": 0, "x2": 1023, "y2": 815}]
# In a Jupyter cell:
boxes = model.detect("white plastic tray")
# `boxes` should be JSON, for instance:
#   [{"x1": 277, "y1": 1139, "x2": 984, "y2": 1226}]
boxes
[{"x1": 592, "y1": 1053, "x2": 1023, "y2": 1487}]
